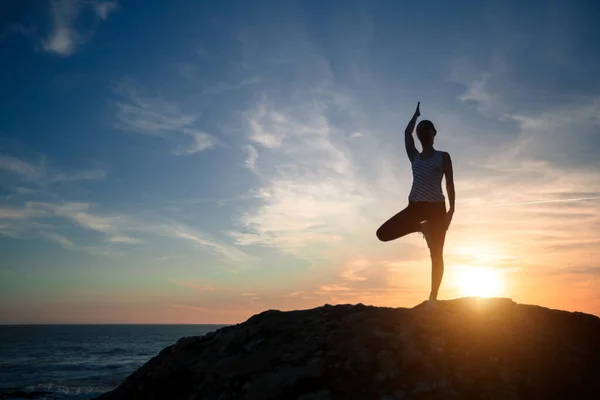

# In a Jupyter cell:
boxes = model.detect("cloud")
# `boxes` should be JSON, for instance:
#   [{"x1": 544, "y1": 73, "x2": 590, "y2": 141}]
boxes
[
  {"x1": 0, "y1": 155, "x2": 44, "y2": 180},
  {"x1": 243, "y1": 145, "x2": 259, "y2": 172},
  {"x1": 166, "y1": 224, "x2": 252, "y2": 263},
  {"x1": 113, "y1": 83, "x2": 218, "y2": 155},
  {"x1": 33, "y1": 201, "x2": 123, "y2": 233},
  {"x1": 0, "y1": 157, "x2": 111, "y2": 246},
  {"x1": 43, "y1": 0, "x2": 82, "y2": 55},
  {"x1": 172, "y1": 130, "x2": 216, "y2": 155},
  {"x1": 284, "y1": 291, "x2": 305, "y2": 297},
  {"x1": 487, "y1": 196, "x2": 600, "y2": 208},
  {"x1": 114, "y1": 99, "x2": 195, "y2": 137},
  {"x1": 200, "y1": 76, "x2": 264, "y2": 96},
  {"x1": 246, "y1": 104, "x2": 286, "y2": 148},
  {"x1": 113, "y1": 84, "x2": 196, "y2": 136},
  {"x1": 2, "y1": 180, "x2": 251, "y2": 260},
  {"x1": 0, "y1": 206, "x2": 53, "y2": 238},
  {"x1": 106, "y1": 235, "x2": 140, "y2": 244},
  {"x1": 318, "y1": 284, "x2": 351, "y2": 292},
  {"x1": 0, "y1": 205, "x2": 48, "y2": 220},
  {"x1": 41, "y1": 231, "x2": 74, "y2": 249},
  {"x1": 230, "y1": 93, "x2": 379, "y2": 254},
  {"x1": 0, "y1": 155, "x2": 105, "y2": 185},
  {"x1": 42, "y1": 0, "x2": 119, "y2": 56},
  {"x1": 340, "y1": 257, "x2": 370, "y2": 282},
  {"x1": 44, "y1": 169, "x2": 106, "y2": 184},
  {"x1": 93, "y1": 1, "x2": 119, "y2": 20},
  {"x1": 565, "y1": 267, "x2": 600, "y2": 276}
]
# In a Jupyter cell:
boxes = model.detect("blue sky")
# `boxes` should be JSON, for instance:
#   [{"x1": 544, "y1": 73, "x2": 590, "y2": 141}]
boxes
[{"x1": 1, "y1": 0, "x2": 599, "y2": 323}]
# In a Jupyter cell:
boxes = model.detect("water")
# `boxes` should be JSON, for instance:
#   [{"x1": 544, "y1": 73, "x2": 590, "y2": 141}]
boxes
[{"x1": 0, "y1": 324, "x2": 226, "y2": 399}]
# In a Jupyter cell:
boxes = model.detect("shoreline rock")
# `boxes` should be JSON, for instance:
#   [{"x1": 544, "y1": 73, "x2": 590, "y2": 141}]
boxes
[{"x1": 95, "y1": 297, "x2": 600, "y2": 400}]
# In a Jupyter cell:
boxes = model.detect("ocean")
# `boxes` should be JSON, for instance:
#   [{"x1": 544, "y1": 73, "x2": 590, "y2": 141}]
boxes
[{"x1": 0, "y1": 324, "x2": 227, "y2": 400}]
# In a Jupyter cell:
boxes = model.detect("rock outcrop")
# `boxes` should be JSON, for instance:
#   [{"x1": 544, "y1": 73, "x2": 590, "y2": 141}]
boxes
[{"x1": 95, "y1": 297, "x2": 600, "y2": 400}]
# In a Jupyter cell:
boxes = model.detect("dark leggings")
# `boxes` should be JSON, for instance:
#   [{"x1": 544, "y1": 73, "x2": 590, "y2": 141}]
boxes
[{"x1": 376, "y1": 201, "x2": 448, "y2": 251}]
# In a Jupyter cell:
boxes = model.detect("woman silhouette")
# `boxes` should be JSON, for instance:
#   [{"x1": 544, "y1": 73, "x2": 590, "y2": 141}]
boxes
[{"x1": 376, "y1": 102, "x2": 455, "y2": 301}]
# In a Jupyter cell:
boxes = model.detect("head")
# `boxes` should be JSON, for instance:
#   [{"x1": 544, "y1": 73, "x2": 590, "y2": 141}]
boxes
[{"x1": 416, "y1": 120, "x2": 437, "y2": 147}]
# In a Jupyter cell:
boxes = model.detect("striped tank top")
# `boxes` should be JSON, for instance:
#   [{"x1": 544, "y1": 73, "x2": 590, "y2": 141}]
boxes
[{"x1": 408, "y1": 150, "x2": 445, "y2": 202}]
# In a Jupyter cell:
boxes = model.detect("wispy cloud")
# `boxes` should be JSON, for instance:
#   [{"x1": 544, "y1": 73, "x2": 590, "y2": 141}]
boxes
[
  {"x1": 166, "y1": 224, "x2": 252, "y2": 263},
  {"x1": 44, "y1": 169, "x2": 106, "y2": 184},
  {"x1": 92, "y1": 1, "x2": 119, "y2": 20},
  {"x1": 33, "y1": 201, "x2": 123, "y2": 233},
  {"x1": 106, "y1": 235, "x2": 141, "y2": 244},
  {"x1": 42, "y1": 0, "x2": 119, "y2": 56},
  {"x1": 450, "y1": 56, "x2": 600, "y2": 166},
  {"x1": 340, "y1": 257, "x2": 370, "y2": 282},
  {"x1": 448, "y1": 55, "x2": 511, "y2": 119},
  {"x1": 230, "y1": 93, "x2": 378, "y2": 254},
  {"x1": 113, "y1": 83, "x2": 218, "y2": 155},
  {"x1": 284, "y1": 291, "x2": 305, "y2": 297},
  {"x1": 2, "y1": 164, "x2": 251, "y2": 260},
  {"x1": 200, "y1": 76, "x2": 264, "y2": 97},
  {"x1": 487, "y1": 196, "x2": 600, "y2": 208},
  {"x1": 242, "y1": 145, "x2": 258, "y2": 172},
  {"x1": 0, "y1": 155, "x2": 105, "y2": 185},
  {"x1": 172, "y1": 130, "x2": 216, "y2": 155},
  {"x1": 113, "y1": 84, "x2": 196, "y2": 136},
  {"x1": 0, "y1": 155, "x2": 45, "y2": 180},
  {"x1": 318, "y1": 284, "x2": 351, "y2": 292},
  {"x1": 41, "y1": 231, "x2": 74, "y2": 249},
  {"x1": 0, "y1": 205, "x2": 48, "y2": 220}
]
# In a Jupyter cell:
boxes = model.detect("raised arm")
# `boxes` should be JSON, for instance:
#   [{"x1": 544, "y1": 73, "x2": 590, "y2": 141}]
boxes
[
  {"x1": 405, "y1": 102, "x2": 420, "y2": 162},
  {"x1": 443, "y1": 151, "x2": 455, "y2": 228}
]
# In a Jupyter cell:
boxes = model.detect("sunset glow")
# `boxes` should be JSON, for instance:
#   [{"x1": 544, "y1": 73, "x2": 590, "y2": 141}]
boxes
[{"x1": 455, "y1": 266, "x2": 504, "y2": 298}]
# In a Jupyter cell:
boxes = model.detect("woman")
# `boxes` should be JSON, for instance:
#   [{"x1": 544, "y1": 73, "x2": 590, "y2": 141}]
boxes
[{"x1": 376, "y1": 102, "x2": 455, "y2": 301}]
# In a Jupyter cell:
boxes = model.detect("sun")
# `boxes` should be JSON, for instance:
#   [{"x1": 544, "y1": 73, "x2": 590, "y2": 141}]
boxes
[{"x1": 455, "y1": 266, "x2": 504, "y2": 298}]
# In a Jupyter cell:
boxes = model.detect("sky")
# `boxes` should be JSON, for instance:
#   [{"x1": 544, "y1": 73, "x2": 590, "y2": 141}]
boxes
[{"x1": 1, "y1": 0, "x2": 599, "y2": 324}]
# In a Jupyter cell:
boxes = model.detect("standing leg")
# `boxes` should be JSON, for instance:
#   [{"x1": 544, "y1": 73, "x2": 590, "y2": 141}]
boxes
[
  {"x1": 376, "y1": 204, "x2": 424, "y2": 242},
  {"x1": 425, "y1": 204, "x2": 448, "y2": 300}
]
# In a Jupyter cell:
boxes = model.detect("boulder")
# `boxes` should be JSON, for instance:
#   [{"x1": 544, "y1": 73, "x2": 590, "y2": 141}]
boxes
[{"x1": 95, "y1": 297, "x2": 600, "y2": 400}]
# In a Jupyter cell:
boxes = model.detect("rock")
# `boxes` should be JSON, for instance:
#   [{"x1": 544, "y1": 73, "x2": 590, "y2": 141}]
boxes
[
  {"x1": 296, "y1": 389, "x2": 332, "y2": 400},
  {"x1": 94, "y1": 297, "x2": 600, "y2": 400}
]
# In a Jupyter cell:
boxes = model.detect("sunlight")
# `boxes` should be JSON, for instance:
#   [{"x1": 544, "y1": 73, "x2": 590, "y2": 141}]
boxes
[
  {"x1": 453, "y1": 242, "x2": 502, "y2": 263},
  {"x1": 454, "y1": 266, "x2": 504, "y2": 298}
]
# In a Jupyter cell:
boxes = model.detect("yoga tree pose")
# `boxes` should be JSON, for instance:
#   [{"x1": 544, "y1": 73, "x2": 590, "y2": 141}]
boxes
[{"x1": 376, "y1": 102, "x2": 455, "y2": 301}]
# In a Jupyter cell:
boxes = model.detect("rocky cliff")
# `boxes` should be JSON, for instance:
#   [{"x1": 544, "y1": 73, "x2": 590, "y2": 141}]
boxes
[{"x1": 95, "y1": 297, "x2": 600, "y2": 400}]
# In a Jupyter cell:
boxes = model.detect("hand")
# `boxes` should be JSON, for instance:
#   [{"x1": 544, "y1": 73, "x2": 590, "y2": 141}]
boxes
[
  {"x1": 445, "y1": 208, "x2": 454, "y2": 230},
  {"x1": 414, "y1": 102, "x2": 421, "y2": 118}
]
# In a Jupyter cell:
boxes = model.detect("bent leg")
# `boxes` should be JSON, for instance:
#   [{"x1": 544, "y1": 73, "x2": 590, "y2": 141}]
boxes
[{"x1": 376, "y1": 204, "x2": 423, "y2": 242}]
